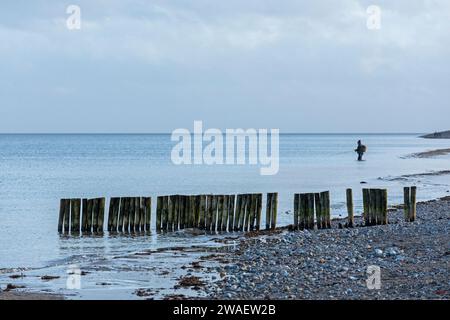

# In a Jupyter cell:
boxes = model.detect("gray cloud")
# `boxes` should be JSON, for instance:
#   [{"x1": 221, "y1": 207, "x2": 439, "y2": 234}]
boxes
[{"x1": 1, "y1": 0, "x2": 449, "y2": 132}]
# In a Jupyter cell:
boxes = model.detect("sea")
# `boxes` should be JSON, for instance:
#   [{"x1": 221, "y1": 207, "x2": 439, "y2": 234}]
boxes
[{"x1": 0, "y1": 133, "x2": 449, "y2": 298}]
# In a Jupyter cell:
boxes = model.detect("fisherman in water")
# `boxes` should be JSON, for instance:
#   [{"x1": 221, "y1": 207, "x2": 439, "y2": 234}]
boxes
[{"x1": 355, "y1": 140, "x2": 367, "y2": 161}]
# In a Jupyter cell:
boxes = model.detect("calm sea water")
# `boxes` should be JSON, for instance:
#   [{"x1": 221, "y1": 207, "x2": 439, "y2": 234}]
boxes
[{"x1": 0, "y1": 134, "x2": 449, "y2": 293}]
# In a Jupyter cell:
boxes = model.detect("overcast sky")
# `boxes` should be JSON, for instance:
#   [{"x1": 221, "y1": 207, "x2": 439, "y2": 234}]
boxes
[{"x1": 1, "y1": 0, "x2": 449, "y2": 133}]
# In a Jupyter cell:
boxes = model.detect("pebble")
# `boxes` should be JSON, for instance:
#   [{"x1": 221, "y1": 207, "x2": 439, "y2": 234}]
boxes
[{"x1": 375, "y1": 249, "x2": 383, "y2": 256}]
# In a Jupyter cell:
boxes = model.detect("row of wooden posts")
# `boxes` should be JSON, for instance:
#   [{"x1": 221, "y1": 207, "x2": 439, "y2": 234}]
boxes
[
  {"x1": 58, "y1": 197, "x2": 151, "y2": 233},
  {"x1": 155, "y1": 193, "x2": 277, "y2": 232},
  {"x1": 58, "y1": 198, "x2": 106, "y2": 233},
  {"x1": 58, "y1": 193, "x2": 278, "y2": 234},
  {"x1": 293, "y1": 191, "x2": 331, "y2": 230},
  {"x1": 58, "y1": 187, "x2": 417, "y2": 234}
]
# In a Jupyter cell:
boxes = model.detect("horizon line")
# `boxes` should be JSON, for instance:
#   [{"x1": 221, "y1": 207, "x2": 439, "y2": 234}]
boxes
[{"x1": 0, "y1": 132, "x2": 427, "y2": 135}]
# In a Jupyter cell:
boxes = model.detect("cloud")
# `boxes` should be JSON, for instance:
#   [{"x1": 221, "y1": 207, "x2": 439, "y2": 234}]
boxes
[{"x1": 0, "y1": 0, "x2": 449, "y2": 132}]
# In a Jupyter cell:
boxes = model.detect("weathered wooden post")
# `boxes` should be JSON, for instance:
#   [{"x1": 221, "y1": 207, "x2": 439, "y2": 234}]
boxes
[
  {"x1": 227, "y1": 195, "x2": 235, "y2": 232},
  {"x1": 92, "y1": 198, "x2": 99, "y2": 232},
  {"x1": 240, "y1": 195, "x2": 246, "y2": 231},
  {"x1": 168, "y1": 195, "x2": 175, "y2": 232},
  {"x1": 313, "y1": 193, "x2": 323, "y2": 229},
  {"x1": 107, "y1": 198, "x2": 114, "y2": 232},
  {"x1": 86, "y1": 199, "x2": 94, "y2": 233},
  {"x1": 255, "y1": 193, "x2": 262, "y2": 231},
  {"x1": 185, "y1": 195, "x2": 190, "y2": 228},
  {"x1": 144, "y1": 197, "x2": 151, "y2": 231},
  {"x1": 216, "y1": 195, "x2": 224, "y2": 231},
  {"x1": 136, "y1": 197, "x2": 142, "y2": 232},
  {"x1": 323, "y1": 191, "x2": 331, "y2": 228},
  {"x1": 375, "y1": 189, "x2": 382, "y2": 225},
  {"x1": 126, "y1": 197, "x2": 132, "y2": 232},
  {"x1": 381, "y1": 189, "x2": 388, "y2": 225},
  {"x1": 195, "y1": 195, "x2": 201, "y2": 228},
  {"x1": 205, "y1": 195, "x2": 212, "y2": 231},
  {"x1": 403, "y1": 187, "x2": 410, "y2": 222},
  {"x1": 181, "y1": 195, "x2": 186, "y2": 230},
  {"x1": 318, "y1": 192, "x2": 325, "y2": 229},
  {"x1": 370, "y1": 189, "x2": 377, "y2": 226},
  {"x1": 118, "y1": 198, "x2": 125, "y2": 232},
  {"x1": 245, "y1": 194, "x2": 252, "y2": 231},
  {"x1": 234, "y1": 195, "x2": 242, "y2": 231},
  {"x1": 132, "y1": 197, "x2": 139, "y2": 232},
  {"x1": 125, "y1": 197, "x2": 132, "y2": 232},
  {"x1": 156, "y1": 196, "x2": 162, "y2": 232},
  {"x1": 362, "y1": 189, "x2": 370, "y2": 226},
  {"x1": 70, "y1": 199, "x2": 81, "y2": 233},
  {"x1": 58, "y1": 199, "x2": 70, "y2": 233},
  {"x1": 123, "y1": 197, "x2": 130, "y2": 232},
  {"x1": 186, "y1": 195, "x2": 192, "y2": 228},
  {"x1": 107, "y1": 198, "x2": 113, "y2": 232},
  {"x1": 58, "y1": 199, "x2": 64, "y2": 233},
  {"x1": 210, "y1": 195, "x2": 218, "y2": 232},
  {"x1": 306, "y1": 193, "x2": 314, "y2": 229},
  {"x1": 219, "y1": 195, "x2": 227, "y2": 231},
  {"x1": 293, "y1": 194, "x2": 299, "y2": 230},
  {"x1": 81, "y1": 198, "x2": 89, "y2": 232},
  {"x1": 113, "y1": 197, "x2": 121, "y2": 232},
  {"x1": 270, "y1": 192, "x2": 278, "y2": 230},
  {"x1": 346, "y1": 189, "x2": 354, "y2": 227},
  {"x1": 193, "y1": 195, "x2": 199, "y2": 228},
  {"x1": 304, "y1": 194, "x2": 311, "y2": 229},
  {"x1": 164, "y1": 196, "x2": 170, "y2": 231},
  {"x1": 265, "y1": 193, "x2": 272, "y2": 230},
  {"x1": 199, "y1": 195, "x2": 206, "y2": 230},
  {"x1": 108, "y1": 197, "x2": 120, "y2": 232},
  {"x1": 299, "y1": 193, "x2": 306, "y2": 230},
  {"x1": 139, "y1": 197, "x2": 145, "y2": 231},
  {"x1": 173, "y1": 195, "x2": 179, "y2": 231},
  {"x1": 410, "y1": 186, "x2": 417, "y2": 222},
  {"x1": 97, "y1": 197, "x2": 105, "y2": 233}
]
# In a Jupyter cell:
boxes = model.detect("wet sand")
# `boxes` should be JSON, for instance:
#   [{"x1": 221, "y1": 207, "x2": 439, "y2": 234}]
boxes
[
  {"x1": 405, "y1": 148, "x2": 450, "y2": 158},
  {"x1": 0, "y1": 291, "x2": 63, "y2": 300}
]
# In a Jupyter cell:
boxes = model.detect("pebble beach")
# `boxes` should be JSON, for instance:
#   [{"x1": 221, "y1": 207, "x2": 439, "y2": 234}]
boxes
[{"x1": 200, "y1": 198, "x2": 450, "y2": 300}]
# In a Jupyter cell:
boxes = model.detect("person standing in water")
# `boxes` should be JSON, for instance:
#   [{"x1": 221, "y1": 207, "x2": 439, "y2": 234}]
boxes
[{"x1": 355, "y1": 140, "x2": 367, "y2": 161}]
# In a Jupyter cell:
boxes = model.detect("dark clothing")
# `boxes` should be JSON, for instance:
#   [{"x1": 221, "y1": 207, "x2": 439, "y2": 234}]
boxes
[{"x1": 355, "y1": 141, "x2": 365, "y2": 161}]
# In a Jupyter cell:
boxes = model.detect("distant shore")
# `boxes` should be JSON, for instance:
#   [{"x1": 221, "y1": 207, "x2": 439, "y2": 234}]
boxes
[
  {"x1": 201, "y1": 197, "x2": 450, "y2": 300},
  {"x1": 421, "y1": 130, "x2": 450, "y2": 139}
]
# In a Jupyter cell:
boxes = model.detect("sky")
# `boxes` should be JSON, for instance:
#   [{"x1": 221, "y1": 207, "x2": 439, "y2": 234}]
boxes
[{"x1": 0, "y1": 0, "x2": 449, "y2": 133}]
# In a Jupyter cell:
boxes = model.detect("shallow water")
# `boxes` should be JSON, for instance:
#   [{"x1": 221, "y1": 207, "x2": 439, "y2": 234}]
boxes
[{"x1": 0, "y1": 133, "x2": 449, "y2": 297}]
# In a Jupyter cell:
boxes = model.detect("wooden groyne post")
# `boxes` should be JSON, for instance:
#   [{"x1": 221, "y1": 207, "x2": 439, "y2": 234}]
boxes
[
  {"x1": 59, "y1": 196, "x2": 152, "y2": 234},
  {"x1": 362, "y1": 189, "x2": 388, "y2": 226},
  {"x1": 346, "y1": 188, "x2": 354, "y2": 227},
  {"x1": 154, "y1": 193, "x2": 260, "y2": 233},
  {"x1": 293, "y1": 191, "x2": 330, "y2": 230},
  {"x1": 265, "y1": 192, "x2": 278, "y2": 230},
  {"x1": 404, "y1": 186, "x2": 417, "y2": 222},
  {"x1": 58, "y1": 199, "x2": 70, "y2": 233}
]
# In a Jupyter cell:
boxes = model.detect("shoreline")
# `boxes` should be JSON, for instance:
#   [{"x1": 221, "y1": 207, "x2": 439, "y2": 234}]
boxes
[{"x1": 2, "y1": 197, "x2": 449, "y2": 300}]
